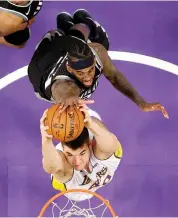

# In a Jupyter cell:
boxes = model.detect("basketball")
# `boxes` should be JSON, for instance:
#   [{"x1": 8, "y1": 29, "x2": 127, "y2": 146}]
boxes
[{"x1": 44, "y1": 104, "x2": 84, "y2": 142}]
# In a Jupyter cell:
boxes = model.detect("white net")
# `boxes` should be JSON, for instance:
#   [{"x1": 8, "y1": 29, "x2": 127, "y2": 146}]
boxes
[
  {"x1": 51, "y1": 197, "x2": 108, "y2": 217},
  {"x1": 39, "y1": 189, "x2": 117, "y2": 218}
]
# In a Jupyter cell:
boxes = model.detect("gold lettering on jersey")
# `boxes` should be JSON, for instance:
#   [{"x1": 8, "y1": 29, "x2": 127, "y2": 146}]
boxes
[
  {"x1": 96, "y1": 167, "x2": 107, "y2": 177},
  {"x1": 103, "y1": 175, "x2": 112, "y2": 185},
  {"x1": 89, "y1": 167, "x2": 108, "y2": 190}
]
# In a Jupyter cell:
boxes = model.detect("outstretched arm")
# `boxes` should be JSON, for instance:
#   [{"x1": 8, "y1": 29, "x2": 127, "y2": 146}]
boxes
[
  {"x1": 90, "y1": 43, "x2": 169, "y2": 118},
  {"x1": 90, "y1": 42, "x2": 146, "y2": 106}
]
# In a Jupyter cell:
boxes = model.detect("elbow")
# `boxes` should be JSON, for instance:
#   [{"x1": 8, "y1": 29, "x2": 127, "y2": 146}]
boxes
[
  {"x1": 43, "y1": 165, "x2": 59, "y2": 175},
  {"x1": 42, "y1": 160, "x2": 60, "y2": 174}
]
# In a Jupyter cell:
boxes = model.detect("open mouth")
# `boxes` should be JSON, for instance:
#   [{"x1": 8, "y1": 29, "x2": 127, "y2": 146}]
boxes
[{"x1": 83, "y1": 79, "x2": 93, "y2": 86}]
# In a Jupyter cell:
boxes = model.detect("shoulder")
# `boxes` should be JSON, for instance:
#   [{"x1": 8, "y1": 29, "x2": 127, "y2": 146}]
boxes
[
  {"x1": 88, "y1": 42, "x2": 111, "y2": 67},
  {"x1": 89, "y1": 42, "x2": 107, "y2": 57}
]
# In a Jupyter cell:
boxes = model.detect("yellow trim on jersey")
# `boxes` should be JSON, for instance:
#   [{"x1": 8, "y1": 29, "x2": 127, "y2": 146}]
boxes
[
  {"x1": 51, "y1": 176, "x2": 67, "y2": 191},
  {"x1": 114, "y1": 144, "x2": 123, "y2": 159}
]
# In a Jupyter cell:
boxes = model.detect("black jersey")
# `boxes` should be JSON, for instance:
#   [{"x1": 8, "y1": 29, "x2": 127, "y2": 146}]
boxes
[
  {"x1": 44, "y1": 47, "x2": 103, "y2": 101},
  {"x1": 0, "y1": 0, "x2": 43, "y2": 21},
  {"x1": 28, "y1": 32, "x2": 103, "y2": 103}
]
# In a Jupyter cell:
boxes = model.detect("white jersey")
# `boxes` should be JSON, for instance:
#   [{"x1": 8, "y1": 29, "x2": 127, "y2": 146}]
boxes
[{"x1": 51, "y1": 108, "x2": 122, "y2": 201}]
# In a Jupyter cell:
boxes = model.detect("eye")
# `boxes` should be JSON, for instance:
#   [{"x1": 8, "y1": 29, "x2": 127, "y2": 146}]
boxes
[
  {"x1": 67, "y1": 153, "x2": 73, "y2": 157},
  {"x1": 89, "y1": 67, "x2": 95, "y2": 73},
  {"x1": 77, "y1": 72, "x2": 83, "y2": 76},
  {"x1": 80, "y1": 152, "x2": 86, "y2": 156}
]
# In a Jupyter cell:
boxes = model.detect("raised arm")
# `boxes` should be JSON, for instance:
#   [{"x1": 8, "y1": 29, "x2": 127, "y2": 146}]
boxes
[
  {"x1": 90, "y1": 42, "x2": 146, "y2": 106},
  {"x1": 40, "y1": 109, "x2": 74, "y2": 184},
  {"x1": 40, "y1": 109, "x2": 73, "y2": 179},
  {"x1": 90, "y1": 42, "x2": 169, "y2": 119},
  {"x1": 79, "y1": 105, "x2": 122, "y2": 159},
  {"x1": 40, "y1": 109, "x2": 66, "y2": 174}
]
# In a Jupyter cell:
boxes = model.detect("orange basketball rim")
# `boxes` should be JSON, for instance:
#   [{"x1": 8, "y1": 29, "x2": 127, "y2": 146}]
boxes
[{"x1": 38, "y1": 189, "x2": 118, "y2": 217}]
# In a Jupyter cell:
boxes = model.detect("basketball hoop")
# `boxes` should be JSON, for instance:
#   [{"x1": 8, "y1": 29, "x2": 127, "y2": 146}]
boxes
[{"x1": 38, "y1": 189, "x2": 118, "y2": 218}]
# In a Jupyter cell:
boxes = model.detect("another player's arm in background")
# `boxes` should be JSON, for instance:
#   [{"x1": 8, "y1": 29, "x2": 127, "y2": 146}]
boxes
[
  {"x1": 90, "y1": 43, "x2": 146, "y2": 107},
  {"x1": 0, "y1": 11, "x2": 26, "y2": 37}
]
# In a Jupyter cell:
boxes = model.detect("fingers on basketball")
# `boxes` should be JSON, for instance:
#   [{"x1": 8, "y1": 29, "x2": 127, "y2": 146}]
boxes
[
  {"x1": 40, "y1": 110, "x2": 48, "y2": 124},
  {"x1": 79, "y1": 107, "x2": 90, "y2": 123},
  {"x1": 46, "y1": 104, "x2": 85, "y2": 142}
]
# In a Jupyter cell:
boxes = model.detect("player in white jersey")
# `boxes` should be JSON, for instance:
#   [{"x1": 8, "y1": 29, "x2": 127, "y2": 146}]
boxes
[
  {"x1": 40, "y1": 105, "x2": 122, "y2": 201},
  {"x1": 28, "y1": 9, "x2": 168, "y2": 119}
]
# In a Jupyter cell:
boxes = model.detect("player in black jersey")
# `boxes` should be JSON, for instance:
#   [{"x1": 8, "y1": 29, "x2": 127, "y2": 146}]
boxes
[
  {"x1": 0, "y1": 0, "x2": 43, "y2": 47},
  {"x1": 28, "y1": 9, "x2": 169, "y2": 119}
]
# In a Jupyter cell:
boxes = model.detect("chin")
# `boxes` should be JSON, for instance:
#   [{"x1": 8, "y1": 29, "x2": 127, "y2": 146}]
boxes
[{"x1": 74, "y1": 165, "x2": 84, "y2": 171}]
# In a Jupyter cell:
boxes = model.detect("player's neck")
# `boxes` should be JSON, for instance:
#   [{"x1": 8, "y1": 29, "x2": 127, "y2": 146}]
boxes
[{"x1": 84, "y1": 161, "x2": 91, "y2": 173}]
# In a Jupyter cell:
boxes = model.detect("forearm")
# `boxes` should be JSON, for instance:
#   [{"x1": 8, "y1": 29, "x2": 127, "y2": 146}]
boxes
[
  {"x1": 111, "y1": 71, "x2": 146, "y2": 106},
  {"x1": 51, "y1": 80, "x2": 80, "y2": 103},
  {"x1": 88, "y1": 118, "x2": 118, "y2": 153},
  {"x1": 91, "y1": 42, "x2": 146, "y2": 106},
  {"x1": 42, "y1": 139, "x2": 63, "y2": 173}
]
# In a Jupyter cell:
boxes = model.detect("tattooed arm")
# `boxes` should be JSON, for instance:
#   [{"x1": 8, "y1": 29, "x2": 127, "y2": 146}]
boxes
[
  {"x1": 88, "y1": 43, "x2": 169, "y2": 118},
  {"x1": 90, "y1": 43, "x2": 146, "y2": 107}
]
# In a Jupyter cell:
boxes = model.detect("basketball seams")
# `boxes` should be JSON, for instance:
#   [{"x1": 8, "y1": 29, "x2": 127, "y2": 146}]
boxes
[
  {"x1": 51, "y1": 105, "x2": 61, "y2": 141},
  {"x1": 48, "y1": 105, "x2": 84, "y2": 142},
  {"x1": 64, "y1": 108, "x2": 68, "y2": 141},
  {"x1": 74, "y1": 107, "x2": 80, "y2": 138}
]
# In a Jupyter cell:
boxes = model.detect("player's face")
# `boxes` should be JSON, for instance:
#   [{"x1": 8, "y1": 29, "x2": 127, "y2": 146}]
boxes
[
  {"x1": 67, "y1": 61, "x2": 96, "y2": 87},
  {"x1": 63, "y1": 143, "x2": 90, "y2": 171}
]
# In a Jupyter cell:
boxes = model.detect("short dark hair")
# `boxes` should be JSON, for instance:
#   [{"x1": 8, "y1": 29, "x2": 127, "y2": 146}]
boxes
[
  {"x1": 63, "y1": 127, "x2": 90, "y2": 150},
  {"x1": 68, "y1": 41, "x2": 93, "y2": 60}
]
